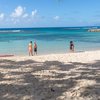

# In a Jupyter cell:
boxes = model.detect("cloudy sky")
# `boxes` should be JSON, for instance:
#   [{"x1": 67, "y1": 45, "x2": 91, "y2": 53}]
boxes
[{"x1": 0, "y1": 0, "x2": 100, "y2": 28}]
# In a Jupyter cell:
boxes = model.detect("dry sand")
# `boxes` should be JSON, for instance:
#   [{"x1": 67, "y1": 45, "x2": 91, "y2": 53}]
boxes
[{"x1": 0, "y1": 50, "x2": 100, "y2": 100}]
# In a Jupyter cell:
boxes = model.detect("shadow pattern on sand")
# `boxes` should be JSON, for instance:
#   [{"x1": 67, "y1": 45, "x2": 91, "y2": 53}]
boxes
[{"x1": 0, "y1": 59, "x2": 100, "y2": 100}]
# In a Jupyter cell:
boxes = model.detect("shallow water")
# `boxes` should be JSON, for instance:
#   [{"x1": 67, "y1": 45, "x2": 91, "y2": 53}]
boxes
[{"x1": 0, "y1": 27, "x2": 100, "y2": 55}]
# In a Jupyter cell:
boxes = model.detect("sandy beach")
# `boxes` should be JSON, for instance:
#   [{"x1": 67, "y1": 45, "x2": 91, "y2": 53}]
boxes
[{"x1": 0, "y1": 50, "x2": 100, "y2": 100}]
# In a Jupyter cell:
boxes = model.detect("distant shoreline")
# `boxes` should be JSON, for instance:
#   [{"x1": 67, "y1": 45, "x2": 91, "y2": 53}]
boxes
[{"x1": 88, "y1": 28, "x2": 100, "y2": 32}]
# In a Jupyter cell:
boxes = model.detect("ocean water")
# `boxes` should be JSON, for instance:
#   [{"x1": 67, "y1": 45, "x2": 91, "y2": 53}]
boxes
[{"x1": 0, "y1": 27, "x2": 100, "y2": 55}]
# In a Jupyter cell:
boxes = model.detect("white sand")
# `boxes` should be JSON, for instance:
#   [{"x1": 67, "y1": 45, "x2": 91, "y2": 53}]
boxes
[{"x1": 0, "y1": 50, "x2": 100, "y2": 100}]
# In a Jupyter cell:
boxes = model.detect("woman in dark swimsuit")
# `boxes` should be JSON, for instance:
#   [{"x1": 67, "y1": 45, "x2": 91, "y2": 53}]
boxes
[
  {"x1": 34, "y1": 41, "x2": 37, "y2": 55},
  {"x1": 70, "y1": 41, "x2": 74, "y2": 52}
]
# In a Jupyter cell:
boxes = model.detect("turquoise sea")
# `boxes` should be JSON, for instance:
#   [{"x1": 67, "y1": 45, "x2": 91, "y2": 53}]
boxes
[{"x1": 0, "y1": 27, "x2": 100, "y2": 55}]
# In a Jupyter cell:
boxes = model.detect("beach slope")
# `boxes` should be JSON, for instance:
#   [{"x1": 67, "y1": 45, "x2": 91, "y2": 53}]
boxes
[{"x1": 0, "y1": 50, "x2": 100, "y2": 100}]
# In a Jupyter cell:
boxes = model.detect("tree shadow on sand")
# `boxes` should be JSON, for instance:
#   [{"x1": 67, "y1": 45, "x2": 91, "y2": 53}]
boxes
[{"x1": 0, "y1": 59, "x2": 100, "y2": 100}]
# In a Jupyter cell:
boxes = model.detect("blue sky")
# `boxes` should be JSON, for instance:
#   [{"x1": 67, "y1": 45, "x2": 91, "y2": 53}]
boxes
[{"x1": 0, "y1": 0, "x2": 100, "y2": 28}]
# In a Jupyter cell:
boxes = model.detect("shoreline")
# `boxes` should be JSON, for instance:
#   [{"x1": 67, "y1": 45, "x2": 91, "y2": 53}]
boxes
[
  {"x1": 1, "y1": 50, "x2": 100, "y2": 63},
  {"x1": 0, "y1": 49, "x2": 100, "y2": 57}
]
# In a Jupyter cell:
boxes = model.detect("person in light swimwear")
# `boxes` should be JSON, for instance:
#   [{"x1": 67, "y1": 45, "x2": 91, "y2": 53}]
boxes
[{"x1": 28, "y1": 41, "x2": 33, "y2": 56}]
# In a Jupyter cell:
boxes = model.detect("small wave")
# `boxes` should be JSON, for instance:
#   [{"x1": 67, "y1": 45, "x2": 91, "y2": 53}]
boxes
[
  {"x1": 63, "y1": 28, "x2": 81, "y2": 30},
  {"x1": 0, "y1": 30, "x2": 21, "y2": 33},
  {"x1": 12, "y1": 30, "x2": 21, "y2": 32}
]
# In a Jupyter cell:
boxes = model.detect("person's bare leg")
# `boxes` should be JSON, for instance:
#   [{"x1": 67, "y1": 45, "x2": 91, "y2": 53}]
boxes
[
  {"x1": 29, "y1": 51, "x2": 30, "y2": 56},
  {"x1": 32, "y1": 52, "x2": 33, "y2": 56},
  {"x1": 34, "y1": 52, "x2": 35, "y2": 55},
  {"x1": 31, "y1": 51, "x2": 33, "y2": 56}
]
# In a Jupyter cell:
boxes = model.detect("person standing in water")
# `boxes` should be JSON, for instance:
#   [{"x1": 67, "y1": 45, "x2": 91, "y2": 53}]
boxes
[
  {"x1": 70, "y1": 41, "x2": 74, "y2": 52},
  {"x1": 28, "y1": 41, "x2": 33, "y2": 56},
  {"x1": 34, "y1": 41, "x2": 37, "y2": 55}
]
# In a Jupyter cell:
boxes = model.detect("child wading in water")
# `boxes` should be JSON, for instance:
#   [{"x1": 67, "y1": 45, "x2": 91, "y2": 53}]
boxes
[{"x1": 28, "y1": 41, "x2": 33, "y2": 56}]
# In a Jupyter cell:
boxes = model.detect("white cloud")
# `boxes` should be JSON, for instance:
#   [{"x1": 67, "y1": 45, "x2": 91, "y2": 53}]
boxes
[
  {"x1": 10, "y1": 6, "x2": 29, "y2": 24},
  {"x1": 14, "y1": 19, "x2": 20, "y2": 24},
  {"x1": 0, "y1": 13, "x2": 4, "y2": 19},
  {"x1": 32, "y1": 9, "x2": 37, "y2": 17},
  {"x1": 23, "y1": 13, "x2": 28, "y2": 18},
  {"x1": 54, "y1": 16, "x2": 60, "y2": 20},
  {"x1": 11, "y1": 6, "x2": 25, "y2": 18},
  {"x1": 11, "y1": 18, "x2": 19, "y2": 24}
]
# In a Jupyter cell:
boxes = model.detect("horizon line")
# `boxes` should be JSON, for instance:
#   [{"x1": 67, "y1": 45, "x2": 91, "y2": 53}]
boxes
[{"x1": 0, "y1": 25, "x2": 100, "y2": 29}]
